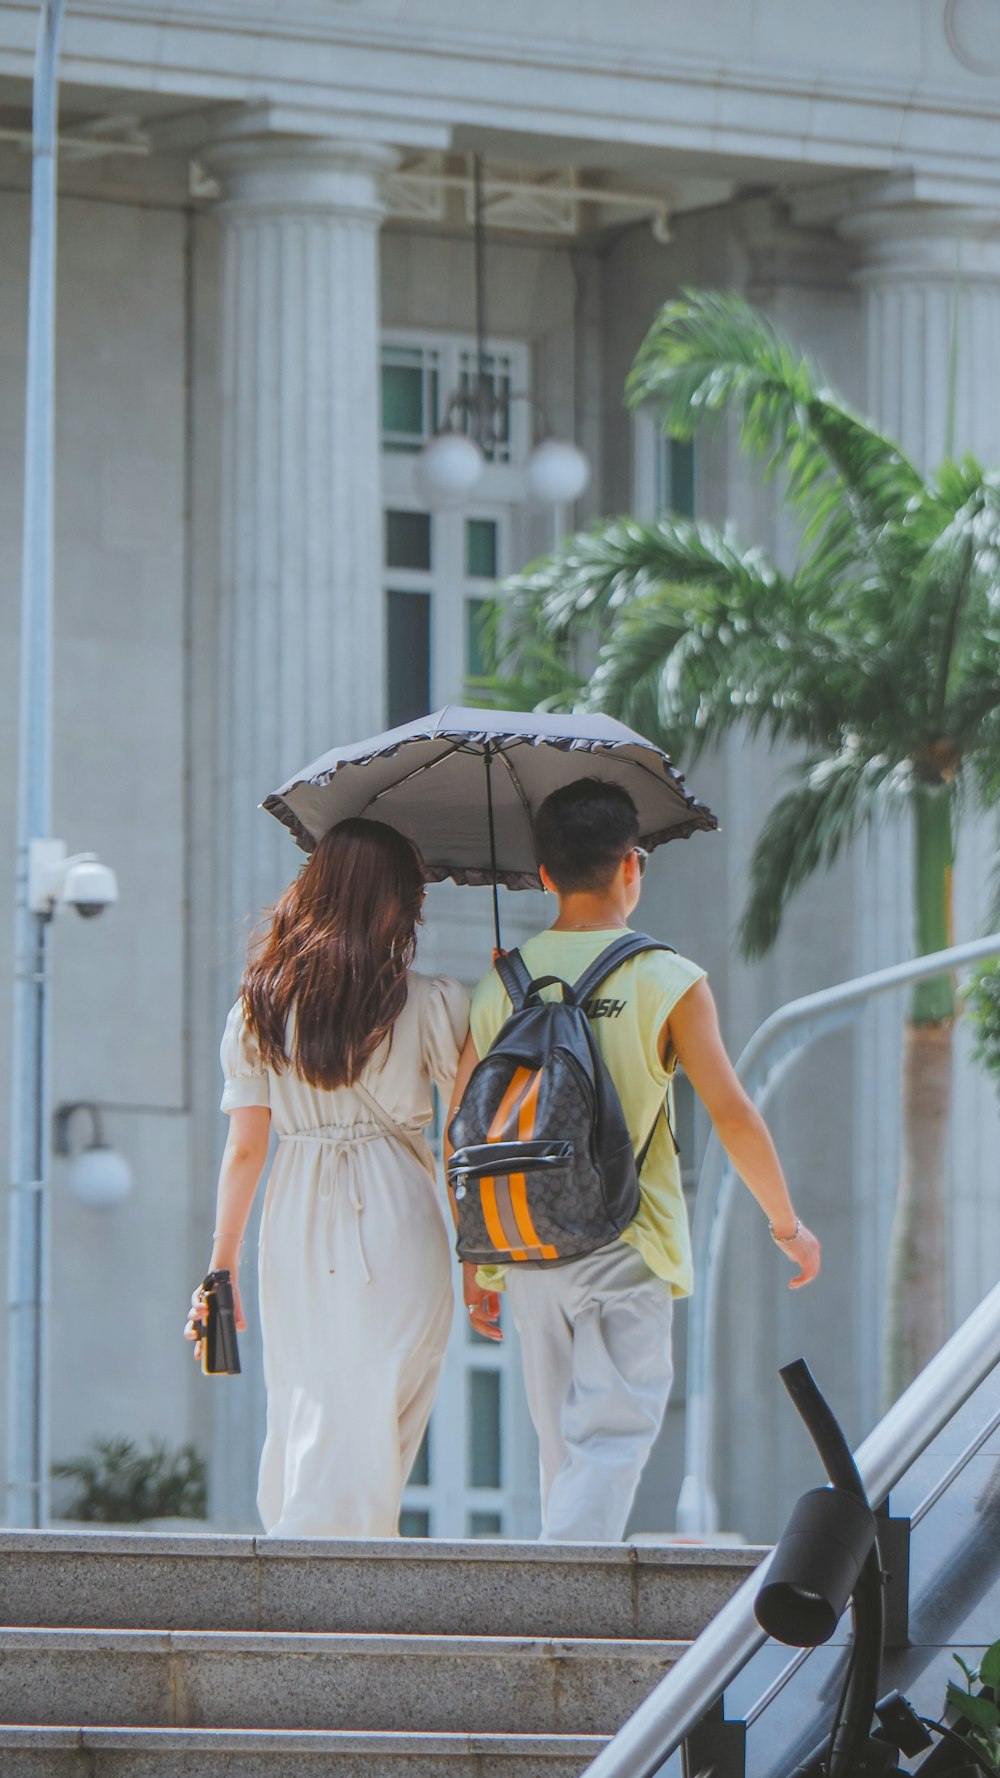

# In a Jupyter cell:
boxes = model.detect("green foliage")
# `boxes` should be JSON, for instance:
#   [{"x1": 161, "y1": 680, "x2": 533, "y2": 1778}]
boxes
[
  {"x1": 945, "y1": 1641, "x2": 1000, "y2": 1772},
  {"x1": 498, "y1": 288, "x2": 1000, "y2": 961},
  {"x1": 962, "y1": 962, "x2": 1000, "y2": 1097},
  {"x1": 52, "y1": 1435, "x2": 207, "y2": 1523}
]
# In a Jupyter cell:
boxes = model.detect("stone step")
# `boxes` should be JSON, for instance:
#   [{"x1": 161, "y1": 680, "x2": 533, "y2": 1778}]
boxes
[
  {"x1": 0, "y1": 1627, "x2": 682, "y2": 1736},
  {"x1": 0, "y1": 1726, "x2": 608, "y2": 1776},
  {"x1": 0, "y1": 1531, "x2": 762, "y2": 1640}
]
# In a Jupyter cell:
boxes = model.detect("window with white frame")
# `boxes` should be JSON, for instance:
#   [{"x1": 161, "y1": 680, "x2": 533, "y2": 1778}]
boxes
[
  {"x1": 633, "y1": 408, "x2": 697, "y2": 521},
  {"x1": 383, "y1": 503, "x2": 510, "y2": 726},
  {"x1": 381, "y1": 331, "x2": 530, "y2": 724},
  {"x1": 381, "y1": 333, "x2": 529, "y2": 467}
]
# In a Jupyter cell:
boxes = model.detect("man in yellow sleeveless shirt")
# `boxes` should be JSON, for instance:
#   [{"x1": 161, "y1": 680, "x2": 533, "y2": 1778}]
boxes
[{"x1": 446, "y1": 779, "x2": 820, "y2": 1542}]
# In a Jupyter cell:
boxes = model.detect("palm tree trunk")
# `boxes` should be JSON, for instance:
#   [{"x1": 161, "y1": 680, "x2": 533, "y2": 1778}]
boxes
[{"x1": 882, "y1": 786, "x2": 955, "y2": 1407}]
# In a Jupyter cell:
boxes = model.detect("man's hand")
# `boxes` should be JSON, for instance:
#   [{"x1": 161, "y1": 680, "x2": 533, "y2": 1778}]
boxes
[
  {"x1": 463, "y1": 1261, "x2": 502, "y2": 1341},
  {"x1": 775, "y1": 1222, "x2": 821, "y2": 1290}
]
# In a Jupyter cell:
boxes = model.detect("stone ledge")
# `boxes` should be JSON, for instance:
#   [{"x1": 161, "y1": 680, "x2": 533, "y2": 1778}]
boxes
[
  {"x1": 0, "y1": 1628, "x2": 680, "y2": 1736},
  {"x1": 0, "y1": 1725, "x2": 610, "y2": 1776},
  {"x1": 0, "y1": 1534, "x2": 764, "y2": 1641}
]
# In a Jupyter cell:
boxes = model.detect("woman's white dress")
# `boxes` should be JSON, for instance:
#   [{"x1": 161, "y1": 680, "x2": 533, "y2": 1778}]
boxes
[{"x1": 220, "y1": 970, "x2": 469, "y2": 1539}]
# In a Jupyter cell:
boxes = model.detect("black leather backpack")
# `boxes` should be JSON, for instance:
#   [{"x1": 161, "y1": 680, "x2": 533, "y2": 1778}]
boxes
[{"x1": 447, "y1": 933, "x2": 674, "y2": 1267}]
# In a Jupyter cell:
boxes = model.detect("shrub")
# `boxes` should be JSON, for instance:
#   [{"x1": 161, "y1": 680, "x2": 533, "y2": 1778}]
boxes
[{"x1": 52, "y1": 1435, "x2": 207, "y2": 1522}]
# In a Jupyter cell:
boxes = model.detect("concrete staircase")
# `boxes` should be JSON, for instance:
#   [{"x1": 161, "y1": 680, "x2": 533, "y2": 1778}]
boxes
[{"x1": 0, "y1": 1531, "x2": 764, "y2": 1774}]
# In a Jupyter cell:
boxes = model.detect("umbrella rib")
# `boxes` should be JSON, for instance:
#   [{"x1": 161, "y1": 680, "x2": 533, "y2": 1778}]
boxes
[
  {"x1": 495, "y1": 747, "x2": 539, "y2": 868},
  {"x1": 360, "y1": 740, "x2": 469, "y2": 810},
  {"x1": 620, "y1": 750, "x2": 702, "y2": 802}
]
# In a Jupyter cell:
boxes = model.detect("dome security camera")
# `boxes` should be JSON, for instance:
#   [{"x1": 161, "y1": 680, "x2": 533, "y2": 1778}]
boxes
[
  {"x1": 62, "y1": 856, "x2": 118, "y2": 919},
  {"x1": 27, "y1": 840, "x2": 118, "y2": 919}
]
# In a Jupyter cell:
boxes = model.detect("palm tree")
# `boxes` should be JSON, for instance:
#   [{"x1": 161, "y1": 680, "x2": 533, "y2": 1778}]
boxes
[{"x1": 497, "y1": 291, "x2": 1000, "y2": 1402}]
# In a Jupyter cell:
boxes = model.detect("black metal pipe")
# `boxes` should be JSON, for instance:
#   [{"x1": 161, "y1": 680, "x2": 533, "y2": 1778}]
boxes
[{"x1": 778, "y1": 1362, "x2": 886, "y2": 1778}]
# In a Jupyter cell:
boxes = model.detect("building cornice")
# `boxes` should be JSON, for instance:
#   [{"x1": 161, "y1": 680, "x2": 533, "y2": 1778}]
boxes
[{"x1": 5, "y1": 0, "x2": 1000, "y2": 182}]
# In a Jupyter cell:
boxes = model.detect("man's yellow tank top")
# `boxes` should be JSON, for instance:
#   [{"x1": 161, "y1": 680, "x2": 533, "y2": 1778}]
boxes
[{"x1": 469, "y1": 926, "x2": 705, "y2": 1297}]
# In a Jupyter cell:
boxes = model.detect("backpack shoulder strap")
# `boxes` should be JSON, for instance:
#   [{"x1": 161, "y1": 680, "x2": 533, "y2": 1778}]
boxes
[
  {"x1": 571, "y1": 933, "x2": 675, "y2": 1009},
  {"x1": 494, "y1": 948, "x2": 533, "y2": 1011}
]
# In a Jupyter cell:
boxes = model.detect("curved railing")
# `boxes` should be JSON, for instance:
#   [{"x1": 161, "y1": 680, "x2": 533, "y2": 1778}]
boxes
[
  {"x1": 585, "y1": 1271, "x2": 1000, "y2": 1777},
  {"x1": 676, "y1": 933, "x2": 1000, "y2": 1537}
]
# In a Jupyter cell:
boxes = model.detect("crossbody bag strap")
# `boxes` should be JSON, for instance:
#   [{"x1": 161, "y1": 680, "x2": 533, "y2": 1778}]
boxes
[{"x1": 352, "y1": 1078, "x2": 436, "y2": 1181}]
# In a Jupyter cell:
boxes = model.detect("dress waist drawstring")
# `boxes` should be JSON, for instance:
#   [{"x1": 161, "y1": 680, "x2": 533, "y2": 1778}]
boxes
[{"x1": 278, "y1": 1122, "x2": 424, "y2": 1285}]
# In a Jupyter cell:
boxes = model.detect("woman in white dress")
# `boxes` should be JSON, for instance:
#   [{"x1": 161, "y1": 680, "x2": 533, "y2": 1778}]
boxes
[{"x1": 185, "y1": 817, "x2": 469, "y2": 1538}]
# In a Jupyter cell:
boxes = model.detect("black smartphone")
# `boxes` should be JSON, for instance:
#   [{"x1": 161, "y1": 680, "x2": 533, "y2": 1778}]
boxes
[{"x1": 200, "y1": 1269, "x2": 241, "y2": 1376}]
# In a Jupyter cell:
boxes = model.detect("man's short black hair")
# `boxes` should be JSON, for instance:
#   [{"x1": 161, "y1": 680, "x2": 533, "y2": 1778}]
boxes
[{"x1": 533, "y1": 778, "x2": 641, "y2": 894}]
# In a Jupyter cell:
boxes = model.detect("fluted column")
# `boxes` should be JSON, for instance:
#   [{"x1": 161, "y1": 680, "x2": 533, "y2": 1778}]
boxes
[
  {"x1": 205, "y1": 133, "x2": 395, "y2": 1527},
  {"x1": 841, "y1": 191, "x2": 1000, "y2": 1408},
  {"x1": 843, "y1": 196, "x2": 1000, "y2": 469},
  {"x1": 211, "y1": 134, "x2": 395, "y2": 931}
]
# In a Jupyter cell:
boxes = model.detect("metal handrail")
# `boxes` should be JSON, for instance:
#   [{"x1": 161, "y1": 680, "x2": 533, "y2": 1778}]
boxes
[
  {"x1": 677, "y1": 933, "x2": 1000, "y2": 1536},
  {"x1": 585, "y1": 1272, "x2": 1000, "y2": 1778}
]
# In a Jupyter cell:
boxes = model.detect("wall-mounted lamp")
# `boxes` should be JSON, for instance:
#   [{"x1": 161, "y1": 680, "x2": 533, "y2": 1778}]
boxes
[{"x1": 53, "y1": 1102, "x2": 133, "y2": 1209}]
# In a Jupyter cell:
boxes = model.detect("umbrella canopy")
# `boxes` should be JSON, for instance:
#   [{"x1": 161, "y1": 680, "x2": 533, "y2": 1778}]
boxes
[{"x1": 264, "y1": 707, "x2": 716, "y2": 945}]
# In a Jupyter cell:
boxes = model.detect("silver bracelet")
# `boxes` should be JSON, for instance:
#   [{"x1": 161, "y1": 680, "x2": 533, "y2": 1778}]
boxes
[{"x1": 769, "y1": 1218, "x2": 801, "y2": 1246}]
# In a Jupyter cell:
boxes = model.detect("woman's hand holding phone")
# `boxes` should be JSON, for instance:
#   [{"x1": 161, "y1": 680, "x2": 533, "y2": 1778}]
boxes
[{"x1": 183, "y1": 1272, "x2": 246, "y2": 1363}]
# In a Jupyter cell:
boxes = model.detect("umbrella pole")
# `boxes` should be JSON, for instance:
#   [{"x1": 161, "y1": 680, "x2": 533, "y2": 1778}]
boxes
[{"x1": 484, "y1": 746, "x2": 502, "y2": 954}]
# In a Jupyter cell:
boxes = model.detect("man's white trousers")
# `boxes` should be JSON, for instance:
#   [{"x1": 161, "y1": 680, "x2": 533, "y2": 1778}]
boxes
[{"x1": 506, "y1": 1237, "x2": 675, "y2": 1542}]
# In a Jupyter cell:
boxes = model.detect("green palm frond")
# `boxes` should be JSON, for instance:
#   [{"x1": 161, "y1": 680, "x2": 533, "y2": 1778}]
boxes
[
  {"x1": 467, "y1": 655, "x2": 585, "y2": 715},
  {"x1": 628, "y1": 291, "x2": 923, "y2": 546},
  {"x1": 501, "y1": 514, "x2": 782, "y2": 651},
  {"x1": 895, "y1": 465, "x2": 1000, "y2": 737},
  {"x1": 499, "y1": 510, "x2": 928, "y2": 760},
  {"x1": 494, "y1": 287, "x2": 1000, "y2": 966},
  {"x1": 740, "y1": 749, "x2": 907, "y2": 957},
  {"x1": 583, "y1": 596, "x2": 689, "y2": 749},
  {"x1": 585, "y1": 581, "x2": 858, "y2": 760}
]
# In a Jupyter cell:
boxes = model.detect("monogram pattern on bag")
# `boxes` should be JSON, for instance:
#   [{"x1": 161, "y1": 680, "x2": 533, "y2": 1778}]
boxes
[{"x1": 451, "y1": 1051, "x2": 634, "y2": 1263}]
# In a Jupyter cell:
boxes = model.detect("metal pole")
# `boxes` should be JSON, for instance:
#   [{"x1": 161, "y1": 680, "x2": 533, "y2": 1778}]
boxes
[
  {"x1": 677, "y1": 931, "x2": 1000, "y2": 1537},
  {"x1": 7, "y1": 0, "x2": 65, "y2": 1528}
]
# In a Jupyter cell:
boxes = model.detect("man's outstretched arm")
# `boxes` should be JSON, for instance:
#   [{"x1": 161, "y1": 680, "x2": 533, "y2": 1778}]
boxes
[{"x1": 665, "y1": 978, "x2": 821, "y2": 1289}]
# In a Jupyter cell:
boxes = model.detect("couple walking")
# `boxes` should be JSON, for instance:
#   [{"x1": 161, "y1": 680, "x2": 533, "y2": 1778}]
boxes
[{"x1": 187, "y1": 776, "x2": 819, "y2": 1542}]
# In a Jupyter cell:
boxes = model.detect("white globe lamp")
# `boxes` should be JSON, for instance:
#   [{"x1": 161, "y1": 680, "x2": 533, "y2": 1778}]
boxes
[
  {"x1": 414, "y1": 431, "x2": 485, "y2": 504},
  {"x1": 524, "y1": 437, "x2": 591, "y2": 505},
  {"x1": 68, "y1": 1142, "x2": 134, "y2": 1210}
]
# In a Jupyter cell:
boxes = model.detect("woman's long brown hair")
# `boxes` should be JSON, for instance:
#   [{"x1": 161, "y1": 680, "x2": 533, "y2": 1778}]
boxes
[{"x1": 242, "y1": 818, "x2": 425, "y2": 1089}]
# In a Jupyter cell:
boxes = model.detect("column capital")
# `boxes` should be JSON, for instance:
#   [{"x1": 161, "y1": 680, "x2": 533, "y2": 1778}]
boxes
[
  {"x1": 734, "y1": 194, "x2": 855, "y2": 298},
  {"x1": 201, "y1": 129, "x2": 399, "y2": 223},
  {"x1": 789, "y1": 173, "x2": 1000, "y2": 285}
]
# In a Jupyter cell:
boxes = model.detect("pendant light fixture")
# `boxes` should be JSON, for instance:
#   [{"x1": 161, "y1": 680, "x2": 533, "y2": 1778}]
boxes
[{"x1": 415, "y1": 155, "x2": 591, "y2": 508}]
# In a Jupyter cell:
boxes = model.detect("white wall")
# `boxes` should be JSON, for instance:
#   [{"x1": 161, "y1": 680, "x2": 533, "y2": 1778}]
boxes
[{"x1": 0, "y1": 187, "x2": 195, "y2": 1489}]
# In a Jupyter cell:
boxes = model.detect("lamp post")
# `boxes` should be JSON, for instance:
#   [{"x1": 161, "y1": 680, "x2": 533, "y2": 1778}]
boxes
[{"x1": 7, "y1": 0, "x2": 66, "y2": 1528}]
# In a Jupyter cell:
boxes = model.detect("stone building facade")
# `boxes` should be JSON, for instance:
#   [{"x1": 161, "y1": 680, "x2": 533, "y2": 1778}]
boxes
[{"x1": 0, "y1": 0, "x2": 999, "y2": 1538}]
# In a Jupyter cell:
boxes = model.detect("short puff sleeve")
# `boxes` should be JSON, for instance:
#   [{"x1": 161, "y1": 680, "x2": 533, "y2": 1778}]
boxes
[
  {"x1": 220, "y1": 1001, "x2": 270, "y2": 1113},
  {"x1": 420, "y1": 974, "x2": 470, "y2": 1101}
]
